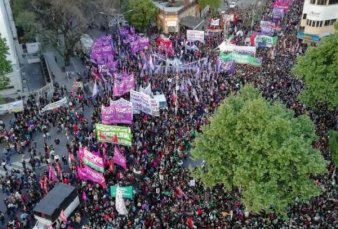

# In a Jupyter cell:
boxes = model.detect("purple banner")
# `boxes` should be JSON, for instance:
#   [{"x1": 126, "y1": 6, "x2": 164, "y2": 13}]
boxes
[
  {"x1": 218, "y1": 59, "x2": 236, "y2": 74},
  {"x1": 101, "y1": 100, "x2": 133, "y2": 124},
  {"x1": 113, "y1": 73, "x2": 135, "y2": 96}
]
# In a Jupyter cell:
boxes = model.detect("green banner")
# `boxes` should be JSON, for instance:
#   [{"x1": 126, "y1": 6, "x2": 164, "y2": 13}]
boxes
[
  {"x1": 95, "y1": 124, "x2": 132, "y2": 146},
  {"x1": 110, "y1": 186, "x2": 133, "y2": 199},
  {"x1": 220, "y1": 52, "x2": 262, "y2": 66},
  {"x1": 255, "y1": 35, "x2": 278, "y2": 48}
]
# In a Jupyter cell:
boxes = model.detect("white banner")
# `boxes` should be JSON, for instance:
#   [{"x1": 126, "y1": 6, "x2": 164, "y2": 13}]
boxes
[
  {"x1": 187, "y1": 30, "x2": 205, "y2": 43},
  {"x1": 0, "y1": 100, "x2": 24, "y2": 113},
  {"x1": 210, "y1": 19, "x2": 220, "y2": 26},
  {"x1": 130, "y1": 90, "x2": 159, "y2": 116},
  {"x1": 218, "y1": 42, "x2": 256, "y2": 55},
  {"x1": 41, "y1": 97, "x2": 68, "y2": 113}
]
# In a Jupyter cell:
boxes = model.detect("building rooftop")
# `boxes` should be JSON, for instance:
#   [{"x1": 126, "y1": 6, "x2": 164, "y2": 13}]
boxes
[{"x1": 153, "y1": 1, "x2": 185, "y2": 12}]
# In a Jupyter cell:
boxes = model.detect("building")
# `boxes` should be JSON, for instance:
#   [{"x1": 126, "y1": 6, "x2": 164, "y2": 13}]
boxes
[
  {"x1": 298, "y1": 0, "x2": 338, "y2": 43},
  {"x1": 0, "y1": 0, "x2": 22, "y2": 96},
  {"x1": 154, "y1": 0, "x2": 204, "y2": 33}
]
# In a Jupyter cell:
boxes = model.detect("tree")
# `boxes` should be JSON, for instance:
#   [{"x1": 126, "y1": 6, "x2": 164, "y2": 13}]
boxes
[
  {"x1": 198, "y1": 0, "x2": 221, "y2": 11},
  {"x1": 329, "y1": 130, "x2": 338, "y2": 184},
  {"x1": 292, "y1": 32, "x2": 338, "y2": 110},
  {"x1": 0, "y1": 35, "x2": 12, "y2": 90},
  {"x1": 31, "y1": 0, "x2": 88, "y2": 65},
  {"x1": 11, "y1": 0, "x2": 38, "y2": 42},
  {"x1": 125, "y1": 0, "x2": 157, "y2": 32},
  {"x1": 191, "y1": 85, "x2": 327, "y2": 215}
]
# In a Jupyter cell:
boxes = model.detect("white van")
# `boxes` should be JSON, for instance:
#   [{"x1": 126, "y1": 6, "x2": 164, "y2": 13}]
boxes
[{"x1": 33, "y1": 183, "x2": 80, "y2": 229}]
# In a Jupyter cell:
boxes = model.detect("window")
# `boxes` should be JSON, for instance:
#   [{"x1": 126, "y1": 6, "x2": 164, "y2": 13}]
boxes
[
  {"x1": 330, "y1": 19, "x2": 337, "y2": 25},
  {"x1": 320, "y1": 21, "x2": 323, "y2": 27},
  {"x1": 317, "y1": 0, "x2": 327, "y2": 4},
  {"x1": 303, "y1": 14, "x2": 307, "y2": 19},
  {"x1": 312, "y1": 20, "x2": 316, "y2": 27},
  {"x1": 329, "y1": 0, "x2": 338, "y2": 4},
  {"x1": 310, "y1": 0, "x2": 316, "y2": 4},
  {"x1": 324, "y1": 20, "x2": 330, "y2": 26},
  {"x1": 316, "y1": 21, "x2": 320, "y2": 27}
]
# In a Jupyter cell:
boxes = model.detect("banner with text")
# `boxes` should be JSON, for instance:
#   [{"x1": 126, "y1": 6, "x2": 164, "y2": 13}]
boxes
[
  {"x1": 130, "y1": 90, "x2": 159, "y2": 116},
  {"x1": 77, "y1": 166, "x2": 106, "y2": 188},
  {"x1": 187, "y1": 30, "x2": 205, "y2": 43},
  {"x1": 220, "y1": 52, "x2": 262, "y2": 66},
  {"x1": 110, "y1": 186, "x2": 133, "y2": 199},
  {"x1": 113, "y1": 73, "x2": 135, "y2": 97},
  {"x1": 96, "y1": 124, "x2": 132, "y2": 146},
  {"x1": 101, "y1": 99, "x2": 133, "y2": 124},
  {"x1": 79, "y1": 147, "x2": 105, "y2": 173},
  {"x1": 0, "y1": 100, "x2": 24, "y2": 113},
  {"x1": 41, "y1": 97, "x2": 68, "y2": 113}
]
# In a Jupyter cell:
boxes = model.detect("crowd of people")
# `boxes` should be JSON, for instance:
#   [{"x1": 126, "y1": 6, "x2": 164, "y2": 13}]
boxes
[{"x1": 0, "y1": 0, "x2": 337, "y2": 228}]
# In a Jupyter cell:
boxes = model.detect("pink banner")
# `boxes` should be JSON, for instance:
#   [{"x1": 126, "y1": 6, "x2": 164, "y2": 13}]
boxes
[
  {"x1": 273, "y1": 1, "x2": 289, "y2": 10},
  {"x1": 79, "y1": 147, "x2": 105, "y2": 172},
  {"x1": 113, "y1": 73, "x2": 135, "y2": 97},
  {"x1": 113, "y1": 147, "x2": 127, "y2": 169},
  {"x1": 77, "y1": 166, "x2": 106, "y2": 188}
]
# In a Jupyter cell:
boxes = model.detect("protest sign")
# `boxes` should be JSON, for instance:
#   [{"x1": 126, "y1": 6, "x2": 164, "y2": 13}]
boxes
[
  {"x1": 96, "y1": 124, "x2": 132, "y2": 146},
  {"x1": 113, "y1": 73, "x2": 135, "y2": 96},
  {"x1": 187, "y1": 30, "x2": 205, "y2": 43},
  {"x1": 220, "y1": 52, "x2": 262, "y2": 66},
  {"x1": 77, "y1": 166, "x2": 106, "y2": 188},
  {"x1": 0, "y1": 100, "x2": 24, "y2": 114},
  {"x1": 79, "y1": 147, "x2": 105, "y2": 173},
  {"x1": 110, "y1": 186, "x2": 133, "y2": 199},
  {"x1": 101, "y1": 100, "x2": 133, "y2": 125},
  {"x1": 41, "y1": 97, "x2": 68, "y2": 113},
  {"x1": 130, "y1": 90, "x2": 159, "y2": 116},
  {"x1": 218, "y1": 43, "x2": 256, "y2": 55}
]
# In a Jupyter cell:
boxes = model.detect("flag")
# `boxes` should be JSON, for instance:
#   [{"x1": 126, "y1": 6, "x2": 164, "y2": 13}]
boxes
[
  {"x1": 82, "y1": 191, "x2": 87, "y2": 202},
  {"x1": 59, "y1": 209, "x2": 67, "y2": 222},
  {"x1": 187, "y1": 216, "x2": 194, "y2": 229},
  {"x1": 172, "y1": 88, "x2": 178, "y2": 115},
  {"x1": 48, "y1": 165, "x2": 57, "y2": 182},
  {"x1": 149, "y1": 55, "x2": 155, "y2": 71},
  {"x1": 113, "y1": 147, "x2": 127, "y2": 169},
  {"x1": 115, "y1": 186, "x2": 128, "y2": 215},
  {"x1": 92, "y1": 81, "x2": 98, "y2": 97}
]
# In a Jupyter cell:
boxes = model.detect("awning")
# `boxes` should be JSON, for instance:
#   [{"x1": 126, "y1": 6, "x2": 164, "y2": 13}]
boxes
[{"x1": 179, "y1": 16, "x2": 205, "y2": 30}]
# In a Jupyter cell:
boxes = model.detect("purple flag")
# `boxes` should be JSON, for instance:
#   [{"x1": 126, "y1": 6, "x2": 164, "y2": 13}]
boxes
[
  {"x1": 113, "y1": 73, "x2": 135, "y2": 96},
  {"x1": 113, "y1": 147, "x2": 127, "y2": 169}
]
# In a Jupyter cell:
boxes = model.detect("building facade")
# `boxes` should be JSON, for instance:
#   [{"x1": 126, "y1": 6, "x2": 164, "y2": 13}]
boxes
[
  {"x1": 0, "y1": 0, "x2": 22, "y2": 96},
  {"x1": 154, "y1": 0, "x2": 200, "y2": 33},
  {"x1": 298, "y1": 0, "x2": 338, "y2": 42}
]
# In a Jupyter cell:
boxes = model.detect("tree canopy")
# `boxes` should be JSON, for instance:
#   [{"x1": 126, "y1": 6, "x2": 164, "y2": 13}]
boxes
[
  {"x1": 191, "y1": 85, "x2": 327, "y2": 215},
  {"x1": 0, "y1": 35, "x2": 12, "y2": 90},
  {"x1": 329, "y1": 130, "x2": 338, "y2": 167},
  {"x1": 125, "y1": 0, "x2": 157, "y2": 32},
  {"x1": 292, "y1": 32, "x2": 338, "y2": 109},
  {"x1": 198, "y1": 0, "x2": 221, "y2": 11}
]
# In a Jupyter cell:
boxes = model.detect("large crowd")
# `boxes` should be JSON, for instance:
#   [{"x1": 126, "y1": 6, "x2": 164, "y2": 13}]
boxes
[{"x1": 0, "y1": 0, "x2": 337, "y2": 228}]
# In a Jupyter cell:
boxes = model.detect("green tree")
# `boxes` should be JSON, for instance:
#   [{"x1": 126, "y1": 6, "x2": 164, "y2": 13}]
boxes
[
  {"x1": 125, "y1": 0, "x2": 157, "y2": 32},
  {"x1": 292, "y1": 32, "x2": 338, "y2": 109},
  {"x1": 329, "y1": 130, "x2": 338, "y2": 184},
  {"x1": 191, "y1": 85, "x2": 327, "y2": 215},
  {"x1": 198, "y1": 0, "x2": 221, "y2": 11},
  {"x1": 0, "y1": 35, "x2": 12, "y2": 90}
]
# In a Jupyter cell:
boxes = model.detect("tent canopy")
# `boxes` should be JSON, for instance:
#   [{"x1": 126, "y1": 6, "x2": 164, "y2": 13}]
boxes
[
  {"x1": 180, "y1": 16, "x2": 205, "y2": 30},
  {"x1": 33, "y1": 183, "x2": 77, "y2": 218}
]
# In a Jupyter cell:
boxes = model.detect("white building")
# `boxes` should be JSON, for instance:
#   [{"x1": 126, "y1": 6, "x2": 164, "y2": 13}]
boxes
[
  {"x1": 0, "y1": 0, "x2": 22, "y2": 95},
  {"x1": 298, "y1": 0, "x2": 338, "y2": 42}
]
